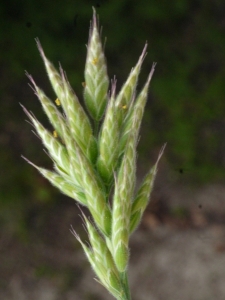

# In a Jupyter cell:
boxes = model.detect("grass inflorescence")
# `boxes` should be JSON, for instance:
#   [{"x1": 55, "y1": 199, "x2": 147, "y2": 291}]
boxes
[{"x1": 22, "y1": 8, "x2": 165, "y2": 300}]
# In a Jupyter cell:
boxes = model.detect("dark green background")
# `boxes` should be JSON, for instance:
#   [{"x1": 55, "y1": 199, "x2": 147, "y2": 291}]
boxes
[{"x1": 1, "y1": 0, "x2": 225, "y2": 236}]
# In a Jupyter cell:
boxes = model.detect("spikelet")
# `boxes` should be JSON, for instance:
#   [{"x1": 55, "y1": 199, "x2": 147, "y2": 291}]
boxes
[
  {"x1": 83, "y1": 8, "x2": 109, "y2": 121},
  {"x1": 119, "y1": 63, "x2": 156, "y2": 155},
  {"x1": 71, "y1": 227, "x2": 123, "y2": 300},
  {"x1": 35, "y1": 38, "x2": 65, "y2": 102},
  {"x1": 111, "y1": 127, "x2": 137, "y2": 272},
  {"x1": 75, "y1": 141, "x2": 112, "y2": 236},
  {"x1": 25, "y1": 72, "x2": 67, "y2": 142},
  {"x1": 22, "y1": 157, "x2": 87, "y2": 206},
  {"x1": 60, "y1": 67, "x2": 98, "y2": 163},
  {"x1": 115, "y1": 43, "x2": 148, "y2": 129},
  {"x1": 35, "y1": 39, "x2": 97, "y2": 163},
  {"x1": 21, "y1": 104, "x2": 70, "y2": 172},
  {"x1": 82, "y1": 214, "x2": 123, "y2": 297},
  {"x1": 130, "y1": 144, "x2": 166, "y2": 233},
  {"x1": 97, "y1": 79, "x2": 120, "y2": 186},
  {"x1": 57, "y1": 117, "x2": 111, "y2": 236}
]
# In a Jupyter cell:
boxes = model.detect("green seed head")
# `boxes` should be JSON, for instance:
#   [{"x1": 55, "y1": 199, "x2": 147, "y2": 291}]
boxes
[{"x1": 22, "y1": 8, "x2": 164, "y2": 300}]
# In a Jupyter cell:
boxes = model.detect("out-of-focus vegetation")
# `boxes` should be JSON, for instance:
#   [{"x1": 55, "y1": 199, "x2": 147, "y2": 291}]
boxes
[{"x1": 1, "y1": 0, "x2": 225, "y2": 236}]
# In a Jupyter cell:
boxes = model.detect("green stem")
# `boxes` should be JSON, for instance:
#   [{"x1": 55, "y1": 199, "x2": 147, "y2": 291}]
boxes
[{"x1": 120, "y1": 271, "x2": 131, "y2": 300}]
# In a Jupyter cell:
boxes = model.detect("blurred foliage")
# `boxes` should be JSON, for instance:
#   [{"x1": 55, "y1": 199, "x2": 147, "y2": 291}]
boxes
[{"x1": 1, "y1": 0, "x2": 225, "y2": 235}]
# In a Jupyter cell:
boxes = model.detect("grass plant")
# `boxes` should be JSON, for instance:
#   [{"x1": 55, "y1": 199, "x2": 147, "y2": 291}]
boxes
[{"x1": 22, "y1": 8, "x2": 165, "y2": 300}]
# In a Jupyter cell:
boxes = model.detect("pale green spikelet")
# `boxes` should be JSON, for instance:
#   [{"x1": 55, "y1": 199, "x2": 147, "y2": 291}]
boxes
[
  {"x1": 112, "y1": 130, "x2": 137, "y2": 272},
  {"x1": 55, "y1": 118, "x2": 86, "y2": 188},
  {"x1": 119, "y1": 63, "x2": 156, "y2": 154},
  {"x1": 75, "y1": 143, "x2": 112, "y2": 236},
  {"x1": 22, "y1": 157, "x2": 87, "y2": 205},
  {"x1": 36, "y1": 38, "x2": 65, "y2": 103},
  {"x1": 36, "y1": 39, "x2": 97, "y2": 162},
  {"x1": 60, "y1": 67, "x2": 98, "y2": 163},
  {"x1": 130, "y1": 144, "x2": 166, "y2": 233},
  {"x1": 83, "y1": 214, "x2": 119, "y2": 276},
  {"x1": 60, "y1": 121, "x2": 111, "y2": 236},
  {"x1": 115, "y1": 43, "x2": 148, "y2": 128},
  {"x1": 97, "y1": 80, "x2": 120, "y2": 185},
  {"x1": 26, "y1": 72, "x2": 67, "y2": 141},
  {"x1": 71, "y1": 227, "x2": 123, "y2": 300},
  {"x1": 21, "y1": 104, "x2": 70, "y2": 172},
  {"x1": 83, "y1": 8, "x2": 109, "y2": 121}
]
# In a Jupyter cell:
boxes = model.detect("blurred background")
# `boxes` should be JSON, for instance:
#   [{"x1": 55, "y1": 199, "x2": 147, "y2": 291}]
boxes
[{"x1": 1, "y1": 0, "x2": 225, "y2": 299}]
